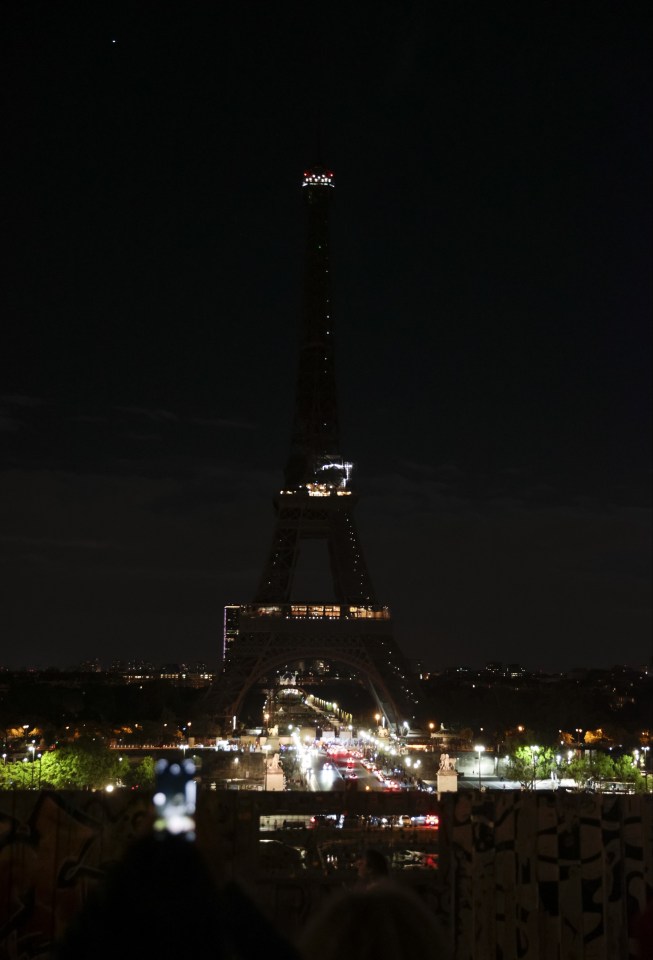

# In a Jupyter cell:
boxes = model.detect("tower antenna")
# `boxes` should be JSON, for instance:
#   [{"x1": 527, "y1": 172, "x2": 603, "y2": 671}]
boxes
[{"x1": 315, "y1": 109, "x2": 323, "y2": 165}]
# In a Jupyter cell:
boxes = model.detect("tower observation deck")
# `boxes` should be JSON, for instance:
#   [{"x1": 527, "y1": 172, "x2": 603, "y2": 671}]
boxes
[{"x1": 215, "y1": 164, "x2": 417, "y2": 732}]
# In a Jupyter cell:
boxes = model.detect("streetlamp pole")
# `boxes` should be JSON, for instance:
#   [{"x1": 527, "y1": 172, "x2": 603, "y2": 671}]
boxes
[
  {"x1": 530, "y1": 746, "x2": 539, "y2": 791},
  {"x1": 475, "y1": 745, "x2": 485, "y2": 790},
  {"x1": 640, "y1": 746, "x2": 649, "y2": 792}
]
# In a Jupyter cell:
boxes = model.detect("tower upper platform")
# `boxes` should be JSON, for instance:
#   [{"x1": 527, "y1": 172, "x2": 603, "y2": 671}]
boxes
[{"x1": 302, "y1": 165, "x2": 335, "y2": 189}]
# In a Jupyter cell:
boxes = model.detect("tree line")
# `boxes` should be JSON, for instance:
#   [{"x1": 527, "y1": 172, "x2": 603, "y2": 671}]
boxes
[
  {"x1": 0, "y1": 738, "x2": 155, "y2": 791},
  {"x1": 505, "y1": 746, "x2": 647, "y2": 792}
]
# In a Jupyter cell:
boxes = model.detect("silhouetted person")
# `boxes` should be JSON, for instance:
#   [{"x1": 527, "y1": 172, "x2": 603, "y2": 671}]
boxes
[
  {"x1": 298, "y1": 881, "x2": 450, "y2": 960},
  {"x1": 355, "y1": 847, "x2": 389, "y2": 887},
  {"x1": 55, "y1": 833, "x2": 300, "y2": 960}
]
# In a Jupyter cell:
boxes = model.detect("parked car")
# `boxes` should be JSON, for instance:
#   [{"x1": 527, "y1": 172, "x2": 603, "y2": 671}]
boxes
[
  {"x1": 339, "y1": 814, "x2": 365, "y2": 829},
  {"x1": 309, "y1": 814, "x2": 338, "y2": 829},
  {"x1": 367, "y1": 815, "x2": 391, "y2": 828}
]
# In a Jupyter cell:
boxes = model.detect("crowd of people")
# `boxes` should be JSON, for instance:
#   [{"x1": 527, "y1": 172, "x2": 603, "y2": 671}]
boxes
[{"x1": 54, "y1": 828, "x2": 449, "y2": 960}]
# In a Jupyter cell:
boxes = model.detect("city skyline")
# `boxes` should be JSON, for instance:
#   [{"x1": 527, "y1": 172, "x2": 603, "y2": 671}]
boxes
[{"x1": 2, "y1": 5, "x2": 651, "y2": 672}]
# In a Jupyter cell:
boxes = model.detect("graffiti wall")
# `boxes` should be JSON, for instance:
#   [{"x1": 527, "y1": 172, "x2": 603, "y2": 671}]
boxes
[
  {"x1": 446, "y1": 791, "x2": 653, "y2": 960},
  {"x1": 0, "y1": 790, "x2": 651, "y2": 959},
  {"x1": 0, "y1": 790, "x2": 151, "y2": 959}
]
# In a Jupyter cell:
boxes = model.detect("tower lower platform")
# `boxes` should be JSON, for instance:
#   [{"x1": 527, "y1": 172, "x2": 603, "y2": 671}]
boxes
[{"x1": 214, "y1": 604, "x2": 416, "y2": 733}]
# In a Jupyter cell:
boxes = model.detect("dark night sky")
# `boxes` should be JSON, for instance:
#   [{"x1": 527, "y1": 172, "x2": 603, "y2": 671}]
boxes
[{"x1": 2, "y1": 3, "x2": 651, "y2": 672}]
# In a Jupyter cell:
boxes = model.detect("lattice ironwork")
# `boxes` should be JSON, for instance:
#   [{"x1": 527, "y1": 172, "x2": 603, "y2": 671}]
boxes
[
  {"x1": 217, "y1": 613, "x2": 411, "y2": 732},
  {"x1": 214, "y1": 164, "x2": 416, "y2": 732}
]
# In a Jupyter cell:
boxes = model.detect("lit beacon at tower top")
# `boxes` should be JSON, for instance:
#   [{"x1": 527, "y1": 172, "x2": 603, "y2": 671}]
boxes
[{"x1": 302, "y1": 166, "x2": 335, "y2": 189}]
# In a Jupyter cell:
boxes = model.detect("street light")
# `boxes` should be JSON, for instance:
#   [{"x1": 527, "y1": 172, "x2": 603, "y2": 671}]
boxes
[
  {"x1": 475, "y1": 745, "x2": 485, "y2": 790},
  {"x1": 263, "y1": 744, "x2": 270, "y2": 790},
  {"x1": 28, "y1": 745, "x2": 35, "y2": 789}
]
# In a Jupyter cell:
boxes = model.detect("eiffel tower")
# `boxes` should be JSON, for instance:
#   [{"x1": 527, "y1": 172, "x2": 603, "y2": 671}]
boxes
[{"x1": 216, "y1": 164, "x2": 416, "y2": 733}]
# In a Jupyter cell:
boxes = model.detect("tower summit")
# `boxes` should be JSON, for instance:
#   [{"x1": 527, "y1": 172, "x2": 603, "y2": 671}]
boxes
[
  {"x1": 284, "y1": 165, "x2": 339, "y2": 491},
  {"x1": 255, "y1": 163, "x2": 375, "y2": 606},
  {"x1": 216, "y1": 163, "x2": 415, "y2": 732}
]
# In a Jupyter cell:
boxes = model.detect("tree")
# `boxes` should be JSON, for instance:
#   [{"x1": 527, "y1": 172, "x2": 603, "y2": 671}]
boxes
[
  {"x1": 123, "y1": 756, "x2": 155, "y2": 789},
  {"x1": 76, "y1": 739, "x2": 122, "y2": 788},
  {"x1": 0, "y1": 758, "x2": 32, "y2": 789},
  {"x1": 46, "y1": 738, "x2": 122, "y2": 789},
  {"x1": 589, "y1": 752, "x2": 615, "y2": 787},
  {"x1": 565, "y1": 752, "x2": 616, "y2": 791},
  {"x1": 584, "y1": 728, "x2": 607, "y2": 745},
  {"x1": 505, "y1": 746, "x2": 556, "y2": 789},
  {"x1": 39, "y1": 751, "x2": 63, "y2": 787},
  {"x1": 613, "y1": 755, "x2": 645, "y2": 792},
  {"x1": 505, "y1": 750, "x2": 533, "y2": 788}
]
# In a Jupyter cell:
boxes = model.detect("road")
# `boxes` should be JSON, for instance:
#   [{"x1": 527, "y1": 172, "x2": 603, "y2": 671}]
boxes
[{"x1": 301, "y1": 748, "x2": 411, "y2": 793}]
